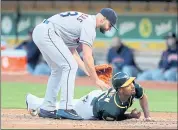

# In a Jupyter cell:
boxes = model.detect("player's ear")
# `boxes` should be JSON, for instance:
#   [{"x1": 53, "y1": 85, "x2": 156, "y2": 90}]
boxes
[
  {"x1": 100, "y1": 17, "x2": 105, "y2": 23},
  {"x1": 103, "y1": 17, "x2": 107, "y2": 23},
  {"x1": 100, "y1": 19, "x2": 103, "y2": 24}
]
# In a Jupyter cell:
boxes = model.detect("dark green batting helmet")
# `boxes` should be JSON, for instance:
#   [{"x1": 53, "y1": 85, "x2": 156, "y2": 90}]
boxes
[{"x1": 112, "y1": 72, "x2": 136, "y2": 91}]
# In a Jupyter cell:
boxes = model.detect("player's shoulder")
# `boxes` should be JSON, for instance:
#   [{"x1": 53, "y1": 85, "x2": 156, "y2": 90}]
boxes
[
  {"x1": 75, "y1": 11, "x2": 85, "y2": 15},
  {"x1": 81, "y1": 14, "x2": 96, "y2": 26},
  {"x1": 134, "y1": 82, "x2": 144, "y2": 99}
]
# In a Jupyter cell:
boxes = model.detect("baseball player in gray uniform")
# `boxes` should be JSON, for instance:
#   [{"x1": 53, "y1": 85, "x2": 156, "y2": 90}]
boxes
[{"x1": 32, "y1": 8, "x2": 118, "y2": 120}]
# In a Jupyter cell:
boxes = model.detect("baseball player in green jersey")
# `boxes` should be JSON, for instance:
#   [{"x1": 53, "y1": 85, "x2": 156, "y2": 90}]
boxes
[
  {"x1": 26, "y1": 72, "x2": 151, "y2": 121},
  {"x1": 92, "y1": 72, "x2": 151, "y2": 121}
]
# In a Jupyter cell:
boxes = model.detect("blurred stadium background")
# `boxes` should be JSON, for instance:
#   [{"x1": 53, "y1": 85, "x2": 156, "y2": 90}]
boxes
[{"x1": 1, "y1": 0, "x2": 177, "y2": 74}]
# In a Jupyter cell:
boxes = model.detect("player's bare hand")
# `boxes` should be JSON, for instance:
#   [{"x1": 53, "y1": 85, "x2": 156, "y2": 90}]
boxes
[
  {"x1": 130, "y1": 108, "x2": 141, "y2": 119},
  {"x1": 95, "y1": 79, "x2": 110, "y2": 90},
  {"x1": 143, "y1": 117, "x2": 154, "y2": 122}
]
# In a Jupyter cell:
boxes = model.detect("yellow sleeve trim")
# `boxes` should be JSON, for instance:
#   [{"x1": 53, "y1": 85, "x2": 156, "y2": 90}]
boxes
[{"x1": 139, "y1": 89, "x2": 145, "y2": 99}]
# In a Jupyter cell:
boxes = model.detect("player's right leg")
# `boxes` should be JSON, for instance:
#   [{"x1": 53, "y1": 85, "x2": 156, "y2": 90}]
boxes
[
  {"x1": 32, "y1": 21, "x2": 82, "y2": 120},
  {"x1": 32, "y1": 22, "x2": 62, "y2": 119}
]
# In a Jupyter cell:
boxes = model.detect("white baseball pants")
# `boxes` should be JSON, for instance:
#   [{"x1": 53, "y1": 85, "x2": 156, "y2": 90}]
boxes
[
  {"x1": 26, "y1": 90, "x2": 103, "y2": 119},
  {"x1": 32, "y1": 21, "x2": 78, "y2": 111}
]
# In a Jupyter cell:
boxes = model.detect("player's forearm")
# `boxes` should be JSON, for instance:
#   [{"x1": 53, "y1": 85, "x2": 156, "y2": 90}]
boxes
[
  {"x1": 83, "y1": 55, "x2": 99, "y2": 82},
  {"x1": 72, "y1": 50, "x2": 90, "y2": 76},
  {"x1": 75, "y1": 57, "x2": 90, "y2": 76},
  {"x1": 139, "y1": 94, "x2": 150, "y2": 118}
]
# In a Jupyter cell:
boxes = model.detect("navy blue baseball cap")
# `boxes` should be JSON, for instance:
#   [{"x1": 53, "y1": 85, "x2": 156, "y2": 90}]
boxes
[{"x1": 100, "y1": 8, "x2": 118, "y2": 31}]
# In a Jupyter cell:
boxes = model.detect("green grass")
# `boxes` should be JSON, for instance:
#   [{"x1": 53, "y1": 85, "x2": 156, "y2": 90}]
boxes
[
  {"x1": 129, "y1": 90, "x2": 177, "y2": 112},
  {"x1": 1, "y1": 82, "x2": 177, "y2": 112}
]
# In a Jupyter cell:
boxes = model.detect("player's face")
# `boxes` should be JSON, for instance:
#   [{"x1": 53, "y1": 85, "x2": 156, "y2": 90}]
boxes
[
  {"x1": 122, "y1": 82, "x2": 136, "y2": 96},
  {"x1": 100, "y1": 19, "x2": 112, "y2": 34}
]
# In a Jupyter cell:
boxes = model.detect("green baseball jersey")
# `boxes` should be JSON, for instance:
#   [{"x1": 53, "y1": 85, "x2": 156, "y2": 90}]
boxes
[{"x1": 92, "y1": 82, "x2": 144, "y2": 121}]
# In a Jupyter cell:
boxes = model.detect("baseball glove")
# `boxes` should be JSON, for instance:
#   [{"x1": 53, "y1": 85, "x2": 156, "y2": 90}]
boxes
[{"x1": 95, "y1": 64, "x2": 113, "y2": 85}]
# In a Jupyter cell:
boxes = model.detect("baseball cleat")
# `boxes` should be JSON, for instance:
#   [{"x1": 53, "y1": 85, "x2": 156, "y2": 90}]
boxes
[
  {"x1": 57, "y1": 109, "x2": 83, "y2": 120},
  {"x1": 25, "y1": 93, "x2": 38, "y2": 116},
  {"x1": 29, "y1": 109, "x2": 39, "y2": 116},
  {"x1": 38, "y1": 108, "x2": 58, "y2": 119}
]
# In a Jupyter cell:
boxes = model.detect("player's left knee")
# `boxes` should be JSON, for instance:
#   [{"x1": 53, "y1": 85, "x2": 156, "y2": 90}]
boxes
[{"x1": 62, "y1": 61, "x2": 78, "y2": 72}]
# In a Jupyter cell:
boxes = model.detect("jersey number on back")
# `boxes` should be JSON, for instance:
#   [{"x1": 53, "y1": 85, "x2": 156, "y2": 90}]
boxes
[
  {"x1": 60, "y1": 11, "x2": 78, "y2": 17},
  {"x1": 60, "y1": 11, "x2": 88, "y2": 23}
]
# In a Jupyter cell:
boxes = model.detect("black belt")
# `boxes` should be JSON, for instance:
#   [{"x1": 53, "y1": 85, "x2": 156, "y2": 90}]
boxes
[{"x1": 43, "y1": 19, "x2": 49, "y2": 24}]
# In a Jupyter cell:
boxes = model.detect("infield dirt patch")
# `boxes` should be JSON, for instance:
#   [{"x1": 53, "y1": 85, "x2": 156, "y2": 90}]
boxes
[{"x1": 1, "y1": 109, "x2": 177, "y2": 129}]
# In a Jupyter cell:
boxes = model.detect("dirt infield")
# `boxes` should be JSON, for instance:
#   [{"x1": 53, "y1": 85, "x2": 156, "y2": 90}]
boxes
[
  {"x1": 1, "y1": 74, "x2": 178, "y2": 129},
  {"x1": 1, "y1": 109, "x2": 177, "y2": 129}
]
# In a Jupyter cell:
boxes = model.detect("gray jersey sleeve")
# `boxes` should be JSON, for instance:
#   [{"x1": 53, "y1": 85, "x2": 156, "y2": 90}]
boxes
[{"x1": 79, "y1": 21, "x2": 96, "y2": 47}]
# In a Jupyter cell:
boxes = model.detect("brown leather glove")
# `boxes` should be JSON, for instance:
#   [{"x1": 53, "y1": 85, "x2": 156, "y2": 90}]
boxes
[{"x1": 95, "y1": 64, "x2": 113, "y2": 85}]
